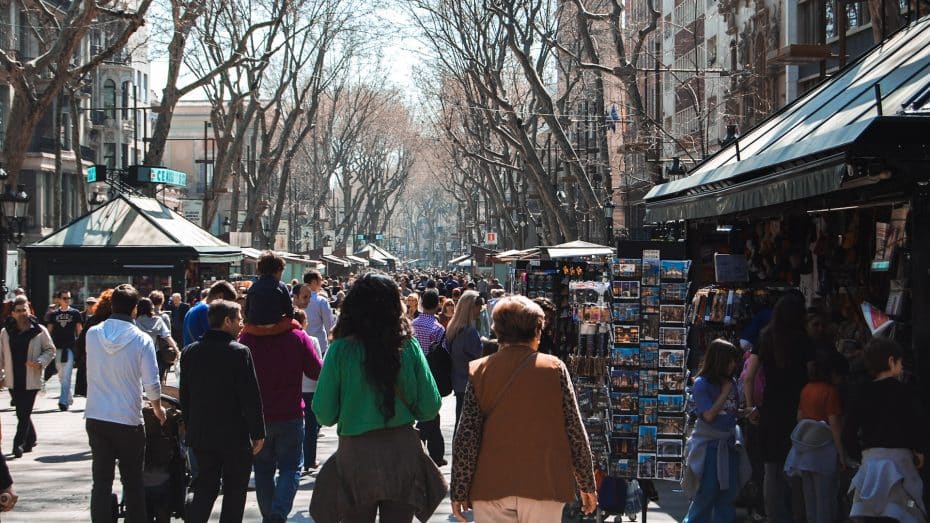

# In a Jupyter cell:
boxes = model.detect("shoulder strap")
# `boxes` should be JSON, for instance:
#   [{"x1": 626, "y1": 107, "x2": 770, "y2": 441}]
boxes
[{"x1": 483, "y1": 351, "x2": 537, "y2": 418}]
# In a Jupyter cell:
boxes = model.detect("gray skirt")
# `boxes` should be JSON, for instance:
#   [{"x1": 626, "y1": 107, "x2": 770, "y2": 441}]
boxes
[{"x1": 309, "y1": 425, "x2": 448, "y2": 522}]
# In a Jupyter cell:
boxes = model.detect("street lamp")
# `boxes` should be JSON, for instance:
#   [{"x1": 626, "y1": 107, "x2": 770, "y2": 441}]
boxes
[
  {"x1": 222, "y1": 215, "x2": 231, "y2": 234},
  {"x1": 667, "y1": 157, "x2": 687, "y2": 181},
  {"x1": 0, "y1": 181, "x2": 30, "y2": 297},
  {"x1": 88, "y1": 191, "x2": 108, "y2": 208},
  {"x1": 603, "y1": 197, "x2": 615, "y2": 245}
]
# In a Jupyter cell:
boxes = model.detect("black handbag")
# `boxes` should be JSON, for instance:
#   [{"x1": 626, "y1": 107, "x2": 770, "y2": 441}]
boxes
[{"x1": 425, "y1": 336, "x2": 452, "y2": 397}]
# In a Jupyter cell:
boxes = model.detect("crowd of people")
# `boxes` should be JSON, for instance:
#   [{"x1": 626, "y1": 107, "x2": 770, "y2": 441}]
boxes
[
  {"x1": 0, "y1": 256, "x2": 924, "y2": 522},
  {"x1": 683, "y1": 290, "x2": 928, "y2": 523}
]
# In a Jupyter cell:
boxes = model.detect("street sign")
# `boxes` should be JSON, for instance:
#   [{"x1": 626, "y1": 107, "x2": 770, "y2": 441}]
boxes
[
  {"x1": 86, "y1": 165, "x2": 107, "y2": 183},
  {"x1": 128, "y1": 165, "x2": 188, "y2": 188},
  {"x1": 485, "y1": 231, "x2": 498, "y2": 245},
  {"x1": 356, "y1": 234, "x2": 367, "y2": 241},
  {"x1": 375, "y1": 233, "x2": 384, "y2": 241}
]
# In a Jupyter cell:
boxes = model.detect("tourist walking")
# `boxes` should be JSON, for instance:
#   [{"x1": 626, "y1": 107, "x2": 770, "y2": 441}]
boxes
[
  {"x1": 85, "y1": 284, "x2": 166, "y2": 522},
  {"x1": 45, "y1": 289, "x2": 82, "y2": 411},
  {"x1": 303, "y1": 270, "x2": 336, "y2": 356},
  {"x1": 310, "y1": 273, "x2": 446, "y2": 522},
  {"x1": 239, "y1": 304, "x2": 322, "y2": 523},
  {"x1": 447, "y1": 290, "x2": 483, "y2": 431},
  {"x1": 180, "y1": 300, "x2": 265, "y2": 523},
  {"x1": 450, "y1": 296, "x2": 597, "y2": 523},
  {"x1": 184, "y1": 281, "x2": 237, "y2": 345},
  {"x1": 74, "y1": 291, "x2": 112, "y2": 398},
  {"x1": 135, "y1": 297, "x2": 179, "y2": 384},
  {"x1": 0, "y1": 296, "x2": 56, "y2": 457},
  {"x1": 411, "y1": 289, "x2": 447, "y2": 466}
]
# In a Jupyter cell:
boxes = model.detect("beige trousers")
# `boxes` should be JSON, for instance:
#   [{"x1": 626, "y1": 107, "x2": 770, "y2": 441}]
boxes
[{"x1": 472, "y1": 496, "x2": 564, "y2": 523}]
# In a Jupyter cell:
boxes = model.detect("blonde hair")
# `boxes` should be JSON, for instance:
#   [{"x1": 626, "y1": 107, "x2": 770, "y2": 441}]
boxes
[{"x1": 446, "y1": 290, "x2": 481, "y2": 342}]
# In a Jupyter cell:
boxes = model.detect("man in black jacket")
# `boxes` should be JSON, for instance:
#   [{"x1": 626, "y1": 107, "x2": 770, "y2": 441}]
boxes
[{"x1": 180, "y1": 300, "x2": 264, "y2": 523}]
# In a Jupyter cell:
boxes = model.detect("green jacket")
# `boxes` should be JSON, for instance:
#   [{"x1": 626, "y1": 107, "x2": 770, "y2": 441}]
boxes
[{"x1": 312, "y1": 337, "x2": 441, "y2": 436}]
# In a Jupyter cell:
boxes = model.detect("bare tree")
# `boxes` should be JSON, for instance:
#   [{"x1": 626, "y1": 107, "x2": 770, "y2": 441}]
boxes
[{"x1": 0, "y1": 0, "x2": 153, "y2": 183}]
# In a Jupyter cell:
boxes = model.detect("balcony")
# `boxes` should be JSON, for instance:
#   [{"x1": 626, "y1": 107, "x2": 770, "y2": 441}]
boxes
[{"x1": 81, "y1": 146, "x2": 96, "y2": 162}]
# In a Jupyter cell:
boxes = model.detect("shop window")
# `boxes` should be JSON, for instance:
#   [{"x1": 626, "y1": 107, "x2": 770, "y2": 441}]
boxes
[
  {"x1": 121, "y1": 81, "x2": 130, "y2": 119},
  {"x1": 103, "y1": 142, "x2": 116, "y2": 169}
]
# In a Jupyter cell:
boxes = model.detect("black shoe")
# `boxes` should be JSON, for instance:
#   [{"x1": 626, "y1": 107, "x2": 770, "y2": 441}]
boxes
[
  {"x1": 12, "y1": 446, "x2": 23, "y2": 458},
  {"x1": 433, "y1": 458, "x2": 448, "y2": 467},
  {"x1": 23, "y1": 444, "x2": 33, "y2": 453},
  {"x1": 59, "y1": 403, "x2": 68, "y2": 411}
]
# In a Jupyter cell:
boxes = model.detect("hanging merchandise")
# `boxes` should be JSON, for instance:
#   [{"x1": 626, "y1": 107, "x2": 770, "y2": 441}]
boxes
[{"x1": 606, "y1": 252, "x2": 691, "y2": 482}]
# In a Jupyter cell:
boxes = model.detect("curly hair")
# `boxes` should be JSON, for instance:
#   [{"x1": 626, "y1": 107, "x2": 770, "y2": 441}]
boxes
[{"x1": 332, "y1": 272, "x2": 412, "y2": 421}]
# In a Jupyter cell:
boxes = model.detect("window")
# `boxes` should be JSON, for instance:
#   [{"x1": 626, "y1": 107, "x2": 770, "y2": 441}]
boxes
[
  {"x1": 103, "y1": 142, "x2": 116, "y2": 169},
  {"x1": 143, "y1": 74, "x2": 148, "y2": 102},
  {"x1": 121, "y1": 81, "x2": 130, "y2": 119},
  {"x1": 103, "y1": 79, "x2": 116, "y2": 119},
  {"x1": 121, "y1": 143, "x2": 129, "y2": 168}
]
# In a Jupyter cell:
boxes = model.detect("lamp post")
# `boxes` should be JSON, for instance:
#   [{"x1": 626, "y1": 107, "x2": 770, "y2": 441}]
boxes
[
  {"x1": 0, "y1": 178, "x2": 31, "y2": 298},
  {"x1": 88, "y1": 191, "x2": 108, "y2": 209},
  {"x1": 667, "y1": 157, "x2": 687, "y2": 182},
  {"x1": 603, "y1": 197, "x2": 615, "y2": 246}
]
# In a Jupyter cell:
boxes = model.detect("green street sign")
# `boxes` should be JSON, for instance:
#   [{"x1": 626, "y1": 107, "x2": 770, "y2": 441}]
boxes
[
  {"x1": 86, "y1": 165, "x2": 107, "y2": 183},
  {"x1": 128, "y1": 165, "x2": 187, "y2": 188}
]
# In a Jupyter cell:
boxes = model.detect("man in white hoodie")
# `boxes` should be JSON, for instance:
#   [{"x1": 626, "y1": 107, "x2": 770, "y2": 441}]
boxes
[{"x1": 85, "y1": 284, "x2": 165, "y2": 522}]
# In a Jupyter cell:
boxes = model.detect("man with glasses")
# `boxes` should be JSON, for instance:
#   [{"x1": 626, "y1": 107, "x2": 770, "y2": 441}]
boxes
[{"x1": 45, "y1": 290, "x2": 83, "y2": 411}]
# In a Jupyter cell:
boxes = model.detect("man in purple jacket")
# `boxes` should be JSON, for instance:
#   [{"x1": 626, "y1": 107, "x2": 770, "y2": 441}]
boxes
[{"x1": 239, "y1": 317, "x2": 322, "y2": 523}]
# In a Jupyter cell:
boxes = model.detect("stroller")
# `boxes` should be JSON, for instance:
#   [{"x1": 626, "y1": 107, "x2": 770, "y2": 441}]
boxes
[{"x1": 114, "y1": 385, "x2": 191, "y2": 522}]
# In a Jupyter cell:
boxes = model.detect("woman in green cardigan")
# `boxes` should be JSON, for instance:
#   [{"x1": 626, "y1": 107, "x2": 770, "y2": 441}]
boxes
[{"x1": 310, "y1": 273, "x2": 447, "y2": 523}]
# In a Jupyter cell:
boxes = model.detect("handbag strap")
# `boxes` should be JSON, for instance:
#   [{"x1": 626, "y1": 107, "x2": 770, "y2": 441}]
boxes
[{"x1": 483, "y1": 351, "x2": 537, "y2": 418}]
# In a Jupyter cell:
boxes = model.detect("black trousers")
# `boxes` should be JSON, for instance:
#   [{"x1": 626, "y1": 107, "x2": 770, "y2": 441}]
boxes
[
  {"x1": 416, "y1": 414, "x2": 445, "y2": 463},
  {"x1": 341, "y1": 499, "x2": 416, "y2": 523},
  {"x1": 187, "y1": 446, "x2": 253, "y2": 523},
  {"x1": 10, "y1": 388, "x2": 37, "y2": 450},
  {"x1": 87, "y1": 419, "x2": 146, "y2": 523}
]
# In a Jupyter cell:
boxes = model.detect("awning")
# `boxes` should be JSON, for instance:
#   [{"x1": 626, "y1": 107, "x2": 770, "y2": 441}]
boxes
[
  {"x1": 492, "y1": 248, "x2": 541, "y2": 262},
  {"x1": 321, "y1": 254, "x2": 351, "y2": 267},
  {"x1": 355, "y1": 243, "x2": 399, "y2": 262},
  {"x1": 345, "y1": 255, "x2": 369, "y2": 266},
  {"x1": 545, "y1": 240, "x2": 615, "y2": 259},
  {"x1": 26, "y1": 193, "x2": 241, "y2": 263},
  {"x1": 447, "y1": 254, "x2": 472, "y2": 266},
  {"x1": 645, "y1": 15, "x2": 930, "y2": 222}
]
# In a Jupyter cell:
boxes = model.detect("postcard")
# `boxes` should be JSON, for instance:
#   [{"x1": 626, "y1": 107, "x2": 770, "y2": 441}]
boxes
[
  {"x1": 661, "y1": 282, "x2": 690, "y2": 302},
  {"x1": 658, "y1": 349, "x2": 685, "y2": 369},
  {"x1": 638, "y1": 453, "x2": 657, "y2": 479},
  {"x1": 617, "y1": 393, "x2": 639, "y2": 413},
  {"x1": 658, "y1": 394, "x2": 685, "y2": 413},
  {"x1": 612, "y1": 347, "x2": 640, "y2": 367},
  {"x1": 613, "y1": 259, "x2": 642, "y2": 279},
  {"x1": 657, "y1": 438, "x2": 683, "y2": 458},
  {"x1": 613, "y1": 302, "x2": 641, "y2": 323},
  {"x1": 641, "y1": 314, "x2": 659, "y2": 341},
  {"x1": 611, "y1": 436, "x2": 638, "y2": 457},
  {"x1": 639, "y1": 397, "x2": 658, "y2": 424},
  {"x1": 641, "y1": 342, "x2": 659, "y2": 369},
  {"x1": 611, "y1": 368, "x2": 640, "y2": 390},
  {"x1": 657, "y1": 460, "x2": 683, "y2": 481},
  {"x1": 659, "y1": 327, "x2": 687, "y2": 346},
  {"x1": 660, "y1": 304, "x2": 686, "y2": 324},
  {"x1": 660, "y1": 260, "x2": 691, "y2": 281},
  {"x1": 614, "y1": 325, "x2": 640, "y2": 344},
  {"x1": 659, "y1": 371, "x2": 685, "y2": 392},
  {"x1": 611, "y1": 458, "x2": 635, "y2": 478},
  {"x1": 657, "y1": 416, "x2": 685, "y2": 435},
  {"x1": 638, "y1": 425, "x2": 658, "y2": 453},
  {"x1": 640, "y1": 369, "x2": 658, "y2": 397}
]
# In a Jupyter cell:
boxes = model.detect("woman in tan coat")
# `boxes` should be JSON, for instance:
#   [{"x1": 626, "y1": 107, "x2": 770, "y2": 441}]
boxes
[
  {"x1": 0, "y1": 296, "x2": 56, "y2": 457},
  {"x1": 450, "y1": 295, "x2": 597, "y2": 522}
]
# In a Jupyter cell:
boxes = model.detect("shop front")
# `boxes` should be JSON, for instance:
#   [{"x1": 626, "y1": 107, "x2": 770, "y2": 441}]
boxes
[
  {"x1": 644, "y1": 16, "x2": 930, "y2": 394},
  {"x1": 23, "y1": 194, "x2": 241, "y2": 314}
]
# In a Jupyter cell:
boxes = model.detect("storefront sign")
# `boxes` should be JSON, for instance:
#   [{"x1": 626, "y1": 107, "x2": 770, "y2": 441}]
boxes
[
  {"x1": 129, "y1": 166, "x2": 188, "y2": 188},
  {"x1": 86, "y1": 165, "x2": 107, "y2": 183}
]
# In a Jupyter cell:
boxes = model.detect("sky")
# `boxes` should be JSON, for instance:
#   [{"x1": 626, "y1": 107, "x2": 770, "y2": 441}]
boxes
[{"x1": 147, "y1": 7, "x2": 426, "y2": 102}]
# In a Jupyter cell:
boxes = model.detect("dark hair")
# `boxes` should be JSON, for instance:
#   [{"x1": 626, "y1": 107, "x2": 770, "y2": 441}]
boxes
[
  {"x1": 697, "y1": 339, "x2": 741, "y2": 384},
  {"x1": 759, "y1": 290, "x2": 808, "y2": 369},
  {"x1": 420, "y1": 289, "x2": 440, "y2": 311},
  {"x1": 864, "y1": 337, "x2": 905, "y2": 377},
  {"x1": 291, "y1": 283, "x2": 304, "y2": 296},
  {"x1": 481, "y1": 338, "x2": 499, "y2": 356},
  {"x1": 332, "y1": 273, "x2": 412, "y2": 421},
  {"x1": 208, "y1": 300, "x2": 241, "y2": 328},
  {"x1": 257, "y1": 251, "x2": 285, "y2": 276},
  {"x1": 111, "y1": 284, "x2": 140, "y2": 315},
  {"x1": 207, "y1": 281, "x2": 237, "y2": 301},
  {"x1": 303, "y1": 270, "x2": 322, "y2": 285},
  {"x1": 810, "y1": 349, "x2": 849, "y2": 382},
  {"x1": 136, "y1": 298, "x2": 155, "y2": 318}
]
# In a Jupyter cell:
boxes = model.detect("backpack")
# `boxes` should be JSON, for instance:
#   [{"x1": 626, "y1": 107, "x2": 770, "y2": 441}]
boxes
[
  {"x1": 425, "y1": 335, "x2": 453, "y2": 397},
  {"x1": 738, "y1": 350, "x2": 765, "y2": 407}
]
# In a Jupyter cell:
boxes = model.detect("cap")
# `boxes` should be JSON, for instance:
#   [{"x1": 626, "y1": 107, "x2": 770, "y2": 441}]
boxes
[{"x1": 86, "y1": 297, "x2": 98, "y2": 304}]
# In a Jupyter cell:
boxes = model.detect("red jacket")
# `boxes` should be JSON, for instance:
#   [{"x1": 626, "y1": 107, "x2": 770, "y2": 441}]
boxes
[{"x1": 239, "y1": 319, "x2": 322, "y2": 422}]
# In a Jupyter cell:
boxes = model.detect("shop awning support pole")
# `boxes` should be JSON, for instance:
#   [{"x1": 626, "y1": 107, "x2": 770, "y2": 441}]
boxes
[{"x1": 874, "y1": 83, "x2": 883, "y2": 116}]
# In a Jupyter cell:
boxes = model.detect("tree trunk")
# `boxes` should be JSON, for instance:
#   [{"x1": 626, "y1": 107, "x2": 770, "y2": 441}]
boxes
[{"x1": 53, "y1": 97, "x2": 63, "y2": 228}]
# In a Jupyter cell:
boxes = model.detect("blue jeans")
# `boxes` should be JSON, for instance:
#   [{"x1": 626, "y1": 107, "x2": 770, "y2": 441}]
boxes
[
  {"x1": 58, "y1": 349, "x2": 75, "y2": 407},
  {"x1": 684, "y1": 444, "x2": 739, "y2": 523},
  {"x1": 302, "y1": 393, "x2": 319, "y2": 468},
  {"x1": 253, "y1": 418, "x2": 303, "y2": 520}
]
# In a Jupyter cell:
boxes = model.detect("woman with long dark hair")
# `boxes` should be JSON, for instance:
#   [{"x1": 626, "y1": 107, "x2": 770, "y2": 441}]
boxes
[
  {"x1": 743, "y1": 290, "x2": 814, "y2": 523},
  {"x1": 310, "y1": 273, "x2": 445, "y2": 522}
]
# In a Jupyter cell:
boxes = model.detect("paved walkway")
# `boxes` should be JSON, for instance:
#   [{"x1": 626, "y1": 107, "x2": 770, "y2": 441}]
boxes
[{"x1": 0, "y1": 374, "x2": 688, "y2": 522}]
